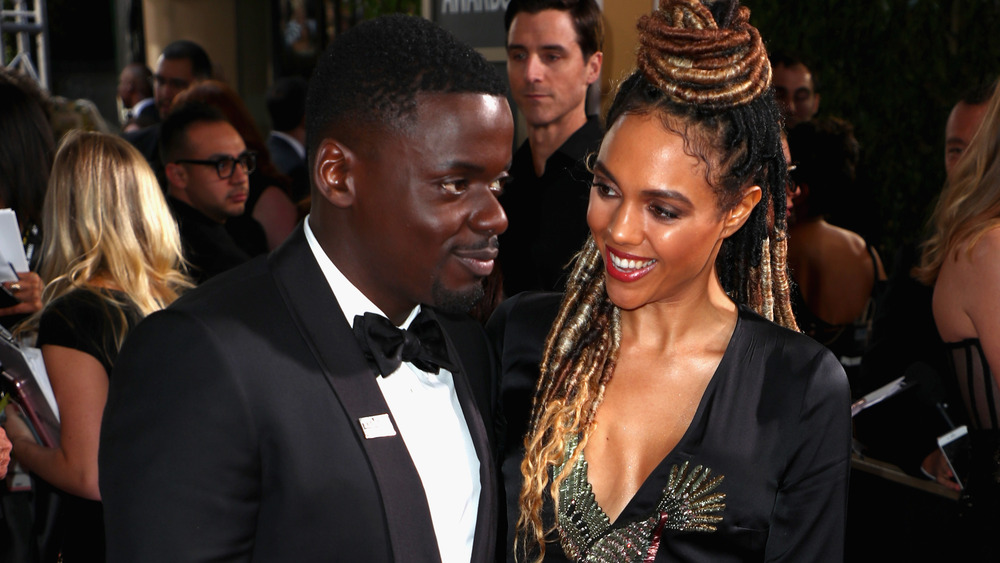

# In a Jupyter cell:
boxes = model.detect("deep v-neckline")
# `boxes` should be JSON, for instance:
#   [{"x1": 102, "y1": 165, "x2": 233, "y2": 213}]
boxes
[{"x1": 578, "y1": 309, "x2": 742, "y2": 527}]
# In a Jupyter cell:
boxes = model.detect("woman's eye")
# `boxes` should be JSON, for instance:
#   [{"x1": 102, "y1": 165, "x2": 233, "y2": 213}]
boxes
[
  {"x1": 649, "y1": 204, "x2": 678, "y2": 220},
  {"x1": 592, "y1": 181, "x2": 616, "y2": 197}
]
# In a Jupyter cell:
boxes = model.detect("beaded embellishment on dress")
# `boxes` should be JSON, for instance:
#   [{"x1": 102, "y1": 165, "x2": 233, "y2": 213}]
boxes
[{"x1": 556, "y1": 434, "x2": 726, "y2": 562}]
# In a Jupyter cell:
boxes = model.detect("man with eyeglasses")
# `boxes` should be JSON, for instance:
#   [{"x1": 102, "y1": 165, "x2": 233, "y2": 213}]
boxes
[
  {"x1": 124, "y1": 40, "x2": 213, "y2": 183},
  {"x1": 160, "y1": 102, "x2": 255, "y2": 283}
]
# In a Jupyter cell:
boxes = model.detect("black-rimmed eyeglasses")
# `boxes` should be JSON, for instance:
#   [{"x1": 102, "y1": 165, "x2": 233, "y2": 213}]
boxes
[{"x1": 174, "y1": 151, "x2": 257, "y2": 180}]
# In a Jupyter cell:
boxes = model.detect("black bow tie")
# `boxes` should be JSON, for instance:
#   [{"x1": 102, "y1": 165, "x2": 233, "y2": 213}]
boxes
[{"x1": 353, "y1": 311, "x2": 457, "y2": 377}]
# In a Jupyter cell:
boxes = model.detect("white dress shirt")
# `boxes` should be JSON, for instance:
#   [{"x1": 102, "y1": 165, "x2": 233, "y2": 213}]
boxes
[{"x1": 304, "y1": 218, "x2": 480, "y2": 563}]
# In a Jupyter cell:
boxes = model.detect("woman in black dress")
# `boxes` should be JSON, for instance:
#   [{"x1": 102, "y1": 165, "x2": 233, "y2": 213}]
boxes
[
  {"x1": 916, "y1": 79, "x2": 1000, "y2": 560},
  {"x1": 3, "y1": 131, "x2": 190, "y2": 561},
  {"x1": 490, "y1": 1, "x2": 851, "y2": 561}
]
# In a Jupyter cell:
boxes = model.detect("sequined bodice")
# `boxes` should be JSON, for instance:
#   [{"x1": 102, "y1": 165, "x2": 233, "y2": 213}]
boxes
[{"x1": 555, "y1": 434, "x2": 727, "y2": 563}]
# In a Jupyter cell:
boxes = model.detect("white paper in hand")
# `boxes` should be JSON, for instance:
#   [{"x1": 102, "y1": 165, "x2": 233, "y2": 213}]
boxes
[{"x1": 0, "y1": 209, "x2": 28, "y2": 281}]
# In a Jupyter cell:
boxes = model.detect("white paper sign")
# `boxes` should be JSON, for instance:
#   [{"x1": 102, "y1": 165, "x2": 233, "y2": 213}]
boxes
[{"x1": 0, "y1": 209, "x2": 29, "y2": 281}]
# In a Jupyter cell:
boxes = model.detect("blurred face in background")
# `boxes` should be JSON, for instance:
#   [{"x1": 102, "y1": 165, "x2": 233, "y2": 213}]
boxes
[
  {"x1": 773, "y1": 63, "x2": 820, "y2": 128},
  {"x1": 944, "y1": 100, "x2": 989, "y2": 176},
  {"x1": 154, "y1": 57, "x2": 195, "y2": 119}
]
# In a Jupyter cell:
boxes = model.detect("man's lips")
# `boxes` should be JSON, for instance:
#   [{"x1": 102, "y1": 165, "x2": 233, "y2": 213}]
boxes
[
  {"x1": 605, "y1": 246, "x2": 657, "y2": 282},
  {"x1": 521, "y1": 92, "x2": 550, "y2": 102},
  {"x1": 453, "y1": 241, "x2": 499, "y2": 277},
  {"x1": 229, "y1": 190, "x2": 249, "y2": 204}
]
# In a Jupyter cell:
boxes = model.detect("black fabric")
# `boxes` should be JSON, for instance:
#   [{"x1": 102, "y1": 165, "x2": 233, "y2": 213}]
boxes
[
  {"x1": 855, "y1": 243, "x2": 964, "y2": 475},
  {"x1": 266, "y1": 133, "x2": 309, "y2": 203},
  {"x1": 949, "y1": 339, "x2": 999, "y2": 431},
  {"x1": 168, "y1": 196, "x2": 252, "y2": 284},
  {"x1": 132, "y1": 100, "x2": 160, "y2": 129},
  {"x1": 100, "y1": 226, "x2": 500, "y2": 562},
  {"x1": 122, "y1": 124, "x2": 164, "y2": 189},
  {"x1": 489, "y1": 293, "x2": 851, "y2": 562},
  {"x1": 354, "y1": 311, "x2": 457, "y2": 377},
  {"x1": 497, "y1": 116, "x2": 603, "y2": 296},
  {"x1": 37, "y1": 288, "x2": 141, "y2": 375}
]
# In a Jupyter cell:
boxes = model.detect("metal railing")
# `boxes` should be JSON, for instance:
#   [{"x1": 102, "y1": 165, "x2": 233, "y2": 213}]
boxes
[{"x1": 1, "y1": 0, "x2": 49, "y2": 88}]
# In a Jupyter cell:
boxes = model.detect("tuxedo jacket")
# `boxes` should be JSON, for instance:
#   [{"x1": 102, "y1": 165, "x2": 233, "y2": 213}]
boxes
[
  {"x1": 267, "y1": 133, "x2": 309, "y2": 202},
  {"x1": 99, "y1": 226, "x2": 500, "y2": 562}
]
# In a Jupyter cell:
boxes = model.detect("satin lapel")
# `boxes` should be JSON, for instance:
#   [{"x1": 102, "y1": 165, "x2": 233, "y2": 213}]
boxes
[
  {"x1": 423, "y1": 308, "x2": 498, "y2": 563},
  {"x1": 267, "y1": 227, "x2": 442, "y2": 563}
]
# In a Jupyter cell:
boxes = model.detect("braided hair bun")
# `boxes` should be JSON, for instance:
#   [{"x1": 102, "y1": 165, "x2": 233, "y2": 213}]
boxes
[{"x1": 636, "y1": 0, "x2": 770, "y2": 108}]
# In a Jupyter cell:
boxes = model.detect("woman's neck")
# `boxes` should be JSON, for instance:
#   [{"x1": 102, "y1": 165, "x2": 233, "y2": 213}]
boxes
[{"x1": 618, "y1": 276, "x2": 737, "y2": 352}]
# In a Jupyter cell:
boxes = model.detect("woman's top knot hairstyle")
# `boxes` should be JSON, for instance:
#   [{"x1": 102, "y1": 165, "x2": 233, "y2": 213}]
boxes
[{"x1": 636, "y1": 0, "x2": 770, "y2": 109}]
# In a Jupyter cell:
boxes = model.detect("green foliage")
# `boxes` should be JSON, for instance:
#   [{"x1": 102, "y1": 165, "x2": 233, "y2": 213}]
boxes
[{"x1": 747, "y1": 0, "x2": 1000, "y2": 266}]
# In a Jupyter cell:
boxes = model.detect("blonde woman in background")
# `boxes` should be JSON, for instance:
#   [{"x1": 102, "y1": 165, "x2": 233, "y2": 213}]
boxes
[
  {"x1": 917, "y1": 79, "x2": 1000, "y2": 561},
  {"x1": 3, "y1": 131, "x2": 190, "y2": 561}
]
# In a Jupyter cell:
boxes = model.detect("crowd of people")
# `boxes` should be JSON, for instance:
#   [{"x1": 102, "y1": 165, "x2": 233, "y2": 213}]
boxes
[{"x1": 0, "y1": 0, "x2": 997, "y2": 561}]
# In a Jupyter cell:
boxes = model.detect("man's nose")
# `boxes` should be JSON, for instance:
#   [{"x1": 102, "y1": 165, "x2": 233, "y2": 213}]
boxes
[
  {"x1": 524, "y1": 54, "x2": 544, "y2": 83},
  {"x1": 469, "y1": 186, "x2": 508, "y2": 236}
]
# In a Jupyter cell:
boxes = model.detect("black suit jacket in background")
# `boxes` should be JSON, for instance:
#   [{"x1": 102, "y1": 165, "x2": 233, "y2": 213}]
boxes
[
  {"x1": 99, "y1": 226, "x2": 500, "y2": 562},
  {"x1": 267, "y1": 132, "x2": 310, "y2": 203}
]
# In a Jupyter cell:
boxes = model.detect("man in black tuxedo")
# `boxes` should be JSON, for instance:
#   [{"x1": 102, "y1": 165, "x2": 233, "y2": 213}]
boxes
[{"x1": 99, "y1": 15, "x2": 512, "y2": 563}]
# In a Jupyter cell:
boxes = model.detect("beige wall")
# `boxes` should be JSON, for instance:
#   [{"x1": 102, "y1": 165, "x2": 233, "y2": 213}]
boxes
[
  {"x1": 600, "y1": 0, "x2": 655, "y2": 115},
  {"x1": 137, "y1": 0, "x2": 656, "y2": 130},
  {"x1": 142, "y1": 0, "x2": 240, "y2": 86}
]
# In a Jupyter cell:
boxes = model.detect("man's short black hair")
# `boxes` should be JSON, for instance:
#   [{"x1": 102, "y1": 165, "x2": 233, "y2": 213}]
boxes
[
  {"x1": 959, "y1": 78, "x2": 998, "y2": 106},
  {"x1": 161, "y1": 40, "x2": 213, "y2": 79},
  {"x1": 304, "y1": 14, "x2": 506, "y2": 159},
  {"x1": 504, "y1": 0, "x2": 603, "y2": 59},
  {"x1": 159, "y1": 102, "x2": 227, "y2": 164},
  {"x1": 768, "y1": 49, "x2": 820, "y2": 92},
  {"x1": 266, "y1": 76, "x2": 308, "y2": 132}
]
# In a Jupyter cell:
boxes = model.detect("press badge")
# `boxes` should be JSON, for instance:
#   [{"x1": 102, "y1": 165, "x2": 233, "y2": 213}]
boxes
[{"x1": 359, "y1": 413, "x2": 397, "y2": 439}]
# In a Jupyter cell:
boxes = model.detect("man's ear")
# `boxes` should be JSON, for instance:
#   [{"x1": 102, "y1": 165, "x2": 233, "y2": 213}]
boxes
[
  {"x1": 164, "y1": 162, "x2": 188, "y2": 192},
  {"x1": 585, "y1": 51, "x2": 603, "y2": 85},
  {"x1": 313, "y1": 138, "x2": 355, "y2": 208},
  {"x1": 722, "y1": 185, "x2": 762, "y2": 238}
]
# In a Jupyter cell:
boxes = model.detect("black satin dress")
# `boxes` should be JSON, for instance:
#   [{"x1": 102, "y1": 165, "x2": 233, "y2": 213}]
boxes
[{"x1": 488, "y1": 292, "x2": 851, "y2": 562}]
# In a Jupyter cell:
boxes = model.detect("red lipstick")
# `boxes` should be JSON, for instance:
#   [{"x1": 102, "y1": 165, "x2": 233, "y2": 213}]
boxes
[{"x1": 604, "y1": 246, "x2": 657, "y2": 282}]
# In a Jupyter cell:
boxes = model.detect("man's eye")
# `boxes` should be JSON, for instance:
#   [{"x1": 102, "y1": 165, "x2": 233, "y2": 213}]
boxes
[
  {"x1": 441, "y1": 181, "x2": 467, "y2": 194},
  {"x1": 488, "y1": 178, "x2": 506, "y2": 195}
]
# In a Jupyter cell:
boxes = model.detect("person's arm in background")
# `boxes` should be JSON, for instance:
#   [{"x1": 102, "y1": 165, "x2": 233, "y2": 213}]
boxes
[
  {"x1": 3, "y1": 345, "x2": 108, "y2": 499},
  {"x1": 0, "y1": 426, "x2": 11, "y2": 479},
  {"x1": 0, "y1": 271, "x2": 43, "y2": 318}
]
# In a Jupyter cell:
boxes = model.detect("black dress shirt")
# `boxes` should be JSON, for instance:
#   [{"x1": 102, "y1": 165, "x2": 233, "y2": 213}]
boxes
[
  {"x1": 168, "y1": 197, "x2": 252, "y2": 284},
  {"x1": 497, "y1": 116, "x2": 603, "y2": 296}
]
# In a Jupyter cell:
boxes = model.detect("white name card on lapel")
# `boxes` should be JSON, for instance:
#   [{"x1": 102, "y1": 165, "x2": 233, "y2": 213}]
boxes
[{"x1": 359, "y1": 413, "x2": 397, "y2": 439}]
